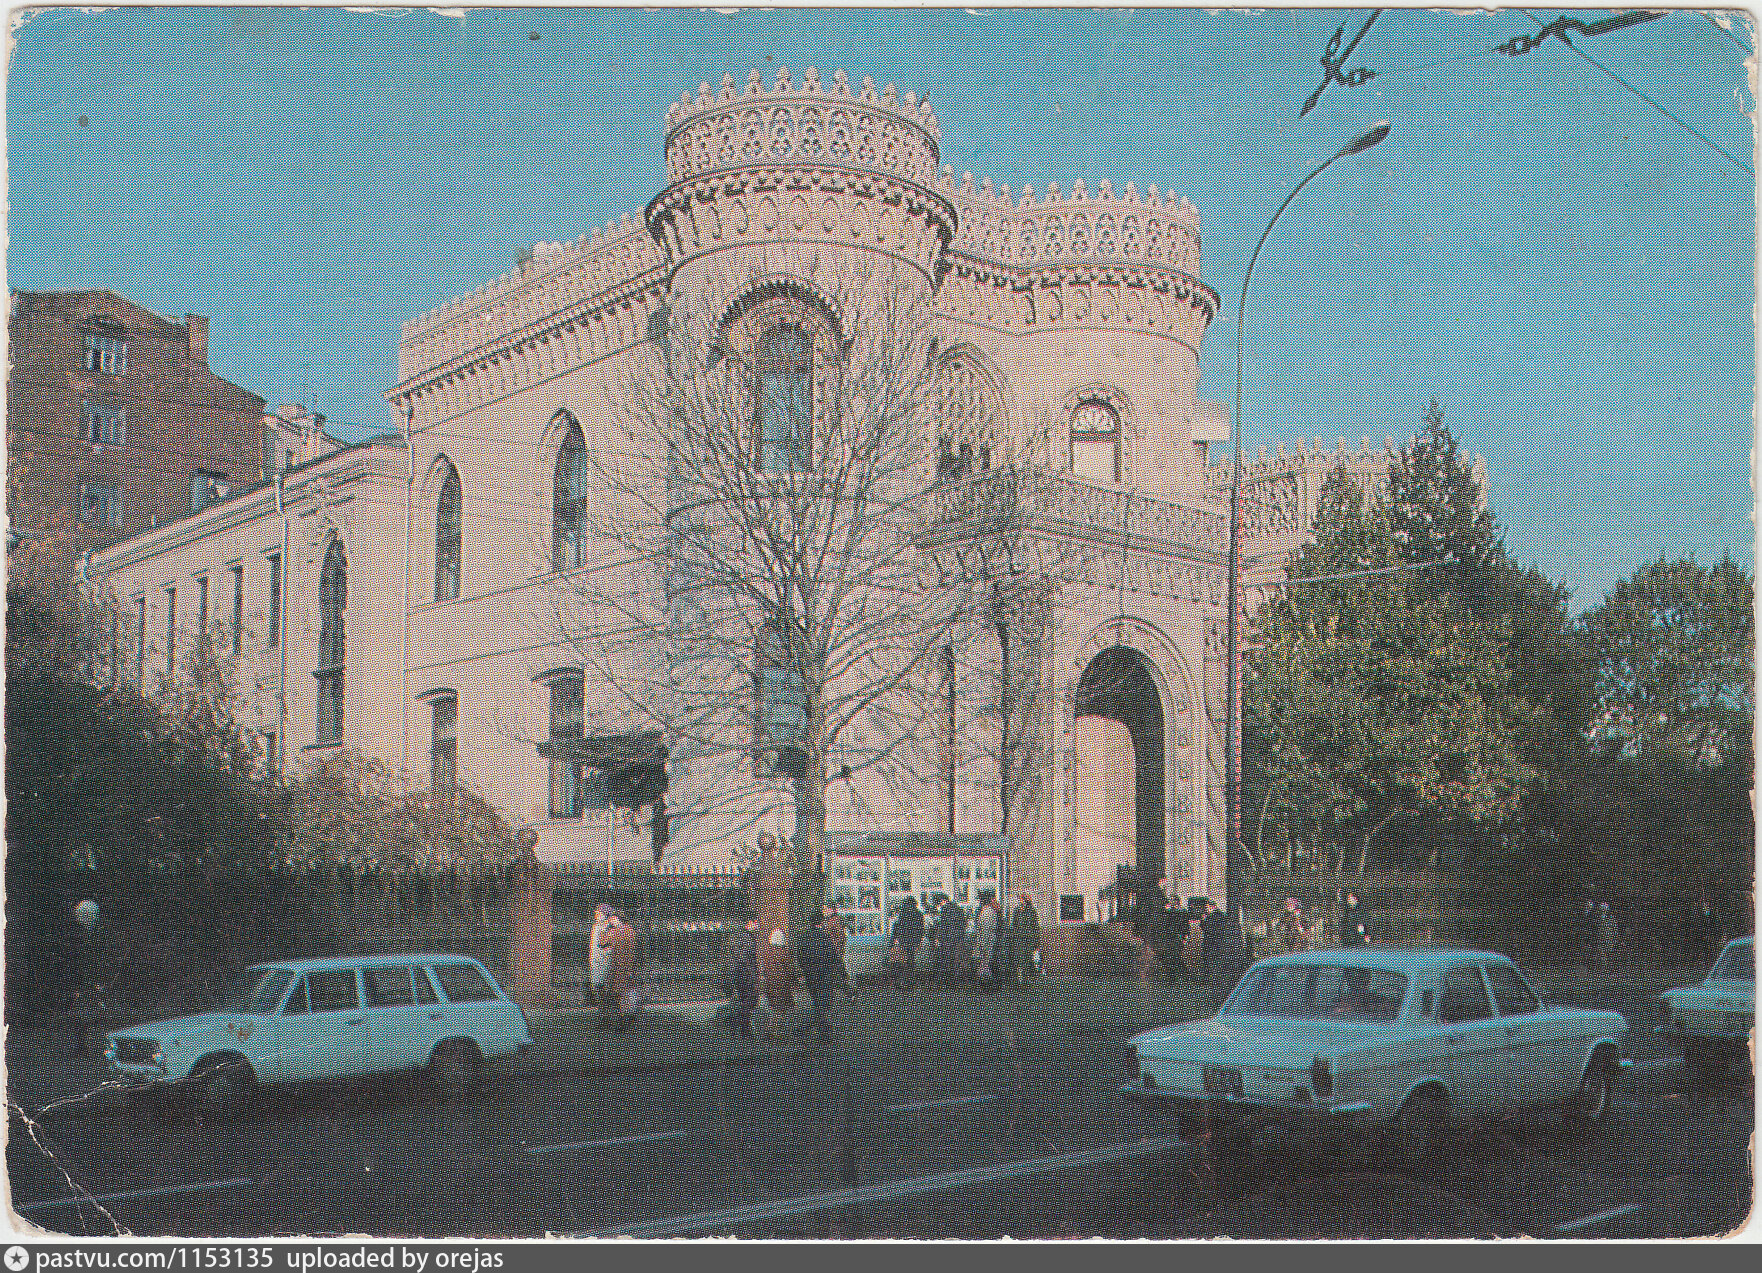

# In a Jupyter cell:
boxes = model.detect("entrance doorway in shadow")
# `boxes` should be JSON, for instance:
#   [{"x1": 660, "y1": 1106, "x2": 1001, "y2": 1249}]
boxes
[{"x1": 1075, "y1": 646, "x2": 1165, "y2": 883}]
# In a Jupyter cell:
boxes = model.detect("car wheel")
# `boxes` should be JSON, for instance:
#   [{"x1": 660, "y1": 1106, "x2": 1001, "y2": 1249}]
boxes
[
  {"x1": 1565, "y1": 1056, "x2": 1613, "y2": 1129},
  {"x1": 195, "y1": 1058, "x2": 254, "y2": 1119},
  {"x1": 429, "y1": 1041, "x2": 480, "y2": 1102},
  {"x1": 1394, "y1": 1087, "x2": 1447, "y2": 1171}
]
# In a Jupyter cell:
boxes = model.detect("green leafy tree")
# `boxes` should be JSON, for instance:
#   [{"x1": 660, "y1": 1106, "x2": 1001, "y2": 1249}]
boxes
[
  {"x1": 1247, "y1": 461, "x2": 1538, "y2": 872},
  {"x1": 1577, "y1": 553, "x2": 1753, "y2": 767},
  {"x1": 1386, "y1": 398, "x2": 1501, "y2": 581},
  {"x1": 6, "y1": 579, "x2": 280, "y2": 1016},
  {"x1": 279, "y1": 751, "x2": 523, "y2": 873}
]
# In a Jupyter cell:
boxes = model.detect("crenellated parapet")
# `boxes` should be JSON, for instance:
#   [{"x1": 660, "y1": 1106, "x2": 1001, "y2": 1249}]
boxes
[
  {"x1": 662, "y1": 67, "x2": 941, "y2": 188},
  {"x1": 392, "y1": 67, "x2": 1223, "y2": 421},
  {"x1": 940, "y1": 170, "x2": 1201, "y2": 275},
  {"x1": 392, "y1": 216, "x2": 668, "y2": 420},
  {"x1": 649, "y1": 68, "x2": 955, "y2": 290},
  {"x1": 1201, "y1": 435, "x2": 1484, "y2": 547},
  {"x1": 934, "y1": 169, "x2": 1216, "y2": 343}
]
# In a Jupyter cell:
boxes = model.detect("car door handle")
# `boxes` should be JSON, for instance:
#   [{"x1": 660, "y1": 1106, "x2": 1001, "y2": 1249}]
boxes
[
  {"x1": 1445, "y1": 1034, "x2": 1464, "y2": 1046},
  {"x1": 428, "y1": 1011, "x2": 446, "y2": 1021},
  {"x1": 1505, "y1": 1026, "x2": 1521, "y2": 1038},
  {"x1": 347, "y1": 1017, "x2": 364, "y2": 1026}
]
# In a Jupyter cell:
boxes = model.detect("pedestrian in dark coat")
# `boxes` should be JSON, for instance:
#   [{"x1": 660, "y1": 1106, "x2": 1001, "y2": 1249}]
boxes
[
  {"x1": 1200, "y1": 899, "x2": 1244, "y2": 985},
  {"x1": 891, "y1": 896, "x2": 926, "y2": 988},
  {"x1": 725, "y1": 918, "x2": 761, "y2": 1037},
  {"x1": 1180, "y1": 900, "x2": 1206, "y2": 979},
  {"x1": 931, "y1": 895, "x2": 967, "y2": 987},
  {"x1": 1339, "y1": 891, "x2": 1370, "y2": 947},
  {"x1": 1007, "y1": 893, "x2": 1041, "y2": 982},
  {"x1": 795, "y1": 921, "x2": 845, "y2": 1043}
]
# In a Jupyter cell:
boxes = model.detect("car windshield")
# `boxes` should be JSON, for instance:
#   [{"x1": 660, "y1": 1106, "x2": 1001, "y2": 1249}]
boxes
[
  {"x1": 1709, "y1": 943, "x2": 1753, "y2": 982},
  {"x1": 216, "y1": 967, "x2": 295, "y2": 1014},
  {"x1": 1225, "y1": 963, "x2": 1408, "y2": 1022}
]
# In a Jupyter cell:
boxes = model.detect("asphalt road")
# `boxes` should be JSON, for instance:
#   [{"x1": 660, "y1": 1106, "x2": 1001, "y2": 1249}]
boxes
[{"x1": 9, "y1": 978, "x2": 1753, "y2": 1240}]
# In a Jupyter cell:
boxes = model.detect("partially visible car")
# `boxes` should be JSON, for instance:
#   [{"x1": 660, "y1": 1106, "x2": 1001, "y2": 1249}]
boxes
[
  {"x1": 105, "y1": 954, "x2": 533, "y2": 1113},
  {"x1": 1658, "y1": 935, "x2": 1753, "y2": 1075},
  {"x1": 1122, "y1": 947, "x2": 1630, "y2": 1166}
]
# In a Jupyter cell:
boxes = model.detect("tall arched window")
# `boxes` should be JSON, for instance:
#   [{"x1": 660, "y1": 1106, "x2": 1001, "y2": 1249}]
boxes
[
  {"x1": 435, "y1": 462, "x2": 461, "y2": 601},
  {"x1": 1070, "y1": 399, "x2": 1122, "y2": 484},
  {"x1": 552, "y1": 421, "x2": 588, "y2": 570},
  {"x1": 755, "y1": 324, "x2": 812, "y2": 473},
  {"x1": 316, "y1": 540, "x2": 347, "y2": 744}
]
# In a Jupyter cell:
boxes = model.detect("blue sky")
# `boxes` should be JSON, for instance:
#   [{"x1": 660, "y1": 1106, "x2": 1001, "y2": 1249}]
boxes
[{"x1": 8, "y1": 6, "x2": 1753, "y2": 612}]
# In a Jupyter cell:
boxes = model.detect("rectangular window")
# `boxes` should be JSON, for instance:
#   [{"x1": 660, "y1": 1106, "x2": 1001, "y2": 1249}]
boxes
[
  {"x1": 430, "y1": 693, "x2": 458, "y2": 796},
  {"x1": 133, "y1": 596, "x2": 146, "y2": 687},
  {"x1": 195, "y1": 575, "x2": 209, "y2": 648},
  {"x1": 163, "y1": 586, "x2": 176, "y2": 677},
  {"x1": 306, "y1": 968, "x2": 359, "y2": 1014},
  {"x1": 266, "y1": 552, "x2": 282, "y2": 649},
  {"x1": 83, "y1": 332, "x2": 126, "y2": 374},
  {"x1": 229, "y1": 564, "x2": 244, "y2": 655},
  {"x1": 83, "y1": 402, "x2": 125, "y2": 447},
  {"x1": 548, "y1": 674, "x2": 585, "y2": 818},
  {"x1": 77, "y1": 479, "x2": 122, "y2": 527},
  {"x1": 363, "y1": 966, "x2": 416, "y2": 1007},
  {"x1": 431, "y1": 962, "x2": 497, "y2": 1003}
]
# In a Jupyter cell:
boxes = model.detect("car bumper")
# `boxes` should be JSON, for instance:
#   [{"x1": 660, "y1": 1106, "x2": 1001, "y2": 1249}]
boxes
[
  {"x1": 1120, "y1": 1081, "x2": 1375, "y2": 1125},
  {"x1": 108, "y1": 1061, "x2": 172, "y2": 1085},
  {"x1": 1656, "y1": 1023, "x2": 1752, "y2": 1046}
]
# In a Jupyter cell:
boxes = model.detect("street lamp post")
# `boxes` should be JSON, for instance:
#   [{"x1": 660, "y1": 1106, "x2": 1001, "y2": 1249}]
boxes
[{"x1": 1225, "y1": 122, "x2": 1391, "y2": 930}]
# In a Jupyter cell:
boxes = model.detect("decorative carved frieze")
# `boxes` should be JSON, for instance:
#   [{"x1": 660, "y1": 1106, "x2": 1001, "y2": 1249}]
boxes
[
  {"x1": 392, "y1": 67, "x2": 1224, "y2": 421},
  {"x1": 663, "y1": 69, "x2": 942, "y2": 190},
  {"x1": 645, "y1": 166, "x2": 957, "y2": 284}
]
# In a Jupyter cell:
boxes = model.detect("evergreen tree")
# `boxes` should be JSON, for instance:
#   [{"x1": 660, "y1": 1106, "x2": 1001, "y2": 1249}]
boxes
[{"x1": 1246, "y1": 465, "x2": 1536, "y2": 871}]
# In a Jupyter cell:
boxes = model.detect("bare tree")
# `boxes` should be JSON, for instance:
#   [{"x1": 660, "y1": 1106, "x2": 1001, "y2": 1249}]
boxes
[{"x1": 549, "y1": 261, "x2": 1071, "y2": 868}]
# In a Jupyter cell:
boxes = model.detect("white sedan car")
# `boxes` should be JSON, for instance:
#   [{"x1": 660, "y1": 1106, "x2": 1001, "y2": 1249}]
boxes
[
  {"x1": 1658, "y1": 935, "x2": 1753, "y2": 1074},
  {"x1": 1122, "y1": 947, "x2": 1630, "y2": 1163},
  {"x1": 106, "y1": 954, "x2": 533, "y2": 1113}
]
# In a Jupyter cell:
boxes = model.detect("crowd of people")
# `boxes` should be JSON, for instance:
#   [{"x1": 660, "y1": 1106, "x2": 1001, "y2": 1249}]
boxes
[
  {"x1": 891, "y1": 889, "x2": 1041, "y2": 992},
  {"x1": 1120, "y1": 883, "x2": 1374, "y2": 985}
]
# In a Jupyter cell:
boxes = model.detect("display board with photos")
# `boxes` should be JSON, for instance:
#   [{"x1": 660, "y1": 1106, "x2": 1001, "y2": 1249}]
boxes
[{"x1": 826, "y1": 851, "x2": 1006, "y2": 966}]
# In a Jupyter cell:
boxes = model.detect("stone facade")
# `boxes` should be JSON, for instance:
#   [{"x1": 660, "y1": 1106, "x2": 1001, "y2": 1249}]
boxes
[{"x1": 87, "y1": 69, "x2": 1419, "y2": 926}]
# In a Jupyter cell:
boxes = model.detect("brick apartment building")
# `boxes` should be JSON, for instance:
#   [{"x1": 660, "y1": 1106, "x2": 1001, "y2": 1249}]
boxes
[{"x1": 7, "y1": 289, "x2": 266, "y2": 563}]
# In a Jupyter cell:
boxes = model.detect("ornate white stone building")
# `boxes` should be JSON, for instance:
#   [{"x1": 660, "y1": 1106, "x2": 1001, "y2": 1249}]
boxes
[{"x1": 88, "y1": 68, "x2": 1411, "y2": 927}]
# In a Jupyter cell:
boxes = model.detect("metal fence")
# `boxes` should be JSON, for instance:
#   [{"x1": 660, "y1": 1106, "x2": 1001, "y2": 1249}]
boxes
[{"x1": 545, "y1": 861, "x2": 830, "y2": 1004}]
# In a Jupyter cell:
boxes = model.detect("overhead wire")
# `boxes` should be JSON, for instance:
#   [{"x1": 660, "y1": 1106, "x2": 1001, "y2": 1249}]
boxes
[{"x1": 1518, "y1": 9, "x2": 1753, "y2": 177}]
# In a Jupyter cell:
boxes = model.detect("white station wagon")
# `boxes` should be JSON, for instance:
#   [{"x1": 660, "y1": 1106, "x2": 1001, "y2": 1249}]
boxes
[
  {"x1": 1658, "y1": 935, "x2": 1753, "y2": 1074},
  {"x1": 105, "y1": 954, "x2": 534, "y2": 1112},
  {"x1": 1123, "y1": 948, "x2": 1630, "y2": 1164}
]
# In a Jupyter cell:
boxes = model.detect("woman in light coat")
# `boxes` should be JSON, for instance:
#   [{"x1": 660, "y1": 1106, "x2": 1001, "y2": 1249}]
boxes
[{"x1": 973, "y1": 890, "x2": 1003, "y2": 991}]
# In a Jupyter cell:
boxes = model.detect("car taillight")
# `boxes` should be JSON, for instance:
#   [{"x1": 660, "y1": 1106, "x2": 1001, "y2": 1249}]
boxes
[{"x1": 1311, "y1": 1055, "x2": 1334, "y2": 1100}]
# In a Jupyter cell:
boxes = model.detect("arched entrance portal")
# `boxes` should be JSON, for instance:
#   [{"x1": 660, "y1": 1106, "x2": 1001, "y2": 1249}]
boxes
[{"x1": 1075, "y1": 646, "x2": 1166, "y2": 889}]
